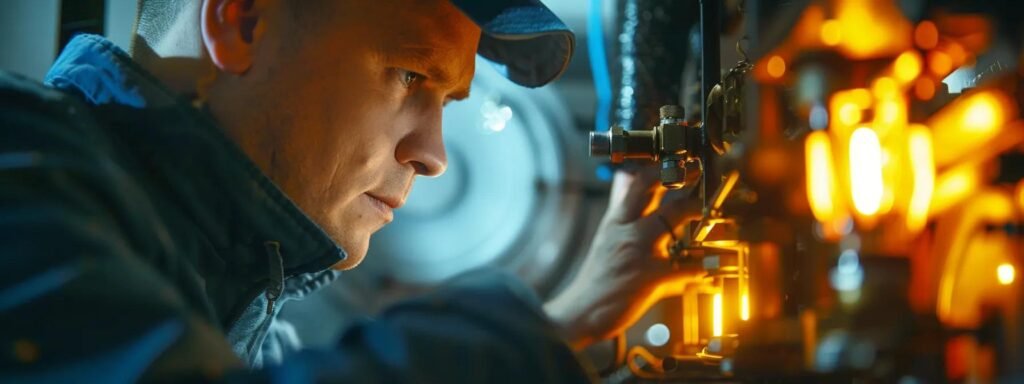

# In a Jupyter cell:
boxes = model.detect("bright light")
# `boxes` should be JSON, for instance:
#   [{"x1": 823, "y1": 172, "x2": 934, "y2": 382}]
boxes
[
  {"x1": 740, "y1": 293, "x2": 750, "y2": 321},
  {"x1": 806, "y1": 131, "x2": 836, "y2": 222},
  {"x1": 712, "y1": 292, "x2": 723, "y2": 337},
  {"x1": 480, "y1": 100, "x2": 513, "y2": 132},
  {"x1": 894, "y1": 51, "x2": 923, "y2": 83},
  {"x1": 838, "y1": 103, "x2": 862, "y2": 126},
  {"x1": 929, "y1": 91, "x2": 1013, "y2": 167},
  {"x1": 997, "y1": 263, "x2": 1015, "y2": 285},
  {"x1": 767, "y1": 55, "x2": 787, "y2": 79},
  {"x1": 872, "y1": 77, "x2": 898, "y2": 98},
  {"x1": 830, "y1": 249, "x2": 865, "y2": 292},
  {"x1": 645, "y1": 323, "x2": 671, "y2": 346},
  {"x1": 906, "y1": 126, "x2": 935, "y2": 232},
  {"x1": 849, "y1": 127, "x2": 884, "y2": 216},
  {"x1": 821, "y1": 20, "x2": 842, "y2": 46},
  {"x1": 962, "y1": 94, "x2": 1001, "y2": 134},
  {"x1": 877, "y1": 100, "x2": 902, "y2": 125},
  {"x1": 932, "y1": 164, "x2": 979, "y2": 214}
]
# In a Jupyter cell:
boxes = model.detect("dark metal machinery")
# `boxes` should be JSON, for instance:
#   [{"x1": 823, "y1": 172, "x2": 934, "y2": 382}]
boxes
[{"x1": 588, "y1": 0, "x2": 1024, "y2": 382}]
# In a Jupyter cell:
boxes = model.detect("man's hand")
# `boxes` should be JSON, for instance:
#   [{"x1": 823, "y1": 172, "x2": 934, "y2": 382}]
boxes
[{"x1": 543, "y1": 167, "x2": 703, "y2": 350}]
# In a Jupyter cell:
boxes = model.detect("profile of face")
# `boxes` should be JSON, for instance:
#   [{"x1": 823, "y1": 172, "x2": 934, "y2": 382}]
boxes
[{"x1": 201, "y1": 0, "x2": 480, "y2": 268}]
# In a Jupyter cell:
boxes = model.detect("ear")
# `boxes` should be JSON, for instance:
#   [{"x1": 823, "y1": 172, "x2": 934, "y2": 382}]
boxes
[{"x1": 201, "y1": 0, "x2": 264, "y2": 74}]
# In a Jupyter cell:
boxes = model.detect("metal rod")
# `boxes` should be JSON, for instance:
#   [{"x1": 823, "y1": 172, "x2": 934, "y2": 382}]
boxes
[{"x1": 700, "y1": 0, "x2": 721, "y2": 213}]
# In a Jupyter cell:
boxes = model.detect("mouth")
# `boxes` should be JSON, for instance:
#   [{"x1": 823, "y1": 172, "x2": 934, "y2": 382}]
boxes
[{"x1": 364, "y1": 192, "x2": 402, "y2": 222}]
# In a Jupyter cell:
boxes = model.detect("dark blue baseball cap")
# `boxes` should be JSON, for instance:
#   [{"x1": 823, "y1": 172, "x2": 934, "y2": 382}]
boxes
[{"x1": 449, "y1": 0, "x2": 575, "y2": 88}]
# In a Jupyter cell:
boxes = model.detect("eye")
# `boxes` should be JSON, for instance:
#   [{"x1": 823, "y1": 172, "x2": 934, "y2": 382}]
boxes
[{"x1": 397, "y1": 69, "x2": 424, "y2": 88}]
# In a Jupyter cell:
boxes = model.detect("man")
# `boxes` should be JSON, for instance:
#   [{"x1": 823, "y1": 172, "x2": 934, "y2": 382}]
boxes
[{"x1": 0, "y1": 0, "x2": 697, "y2": 381}]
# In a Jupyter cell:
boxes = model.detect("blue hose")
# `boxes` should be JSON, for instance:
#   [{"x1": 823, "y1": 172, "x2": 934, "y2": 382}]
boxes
[{"x1": 588, "y1": 0, "x2": 612, "y2": 132}]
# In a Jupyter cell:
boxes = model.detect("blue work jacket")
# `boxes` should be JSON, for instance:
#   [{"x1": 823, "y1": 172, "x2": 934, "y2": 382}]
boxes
[{"x1": 0, "y1": 34, "x2": 591, "y2": 383}]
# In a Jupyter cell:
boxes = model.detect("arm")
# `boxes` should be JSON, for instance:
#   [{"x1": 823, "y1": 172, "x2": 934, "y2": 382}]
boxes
[
  {"x1": 544, "y1": 168, "x2": 704, "y2": 349},
  {"x1": 251, "y1": 270, "x2": 593, "y2": 383},
  {"x1": 0, "y1": 73, "x2": 243, "y2": 382}
]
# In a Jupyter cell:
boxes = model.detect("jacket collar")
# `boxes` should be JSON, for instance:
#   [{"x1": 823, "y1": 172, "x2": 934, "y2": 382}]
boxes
[{"x1": 45, "y1": 35, "x2": 346, "y2": 289}]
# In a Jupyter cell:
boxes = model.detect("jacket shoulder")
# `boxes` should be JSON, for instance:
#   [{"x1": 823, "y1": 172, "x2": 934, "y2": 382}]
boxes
[
  {"x1": 0, "y1": 69, "x2": 116, "y2": 156},
  {"x1": 0, "y1": 69, "x2": 77, "y2": 109}
]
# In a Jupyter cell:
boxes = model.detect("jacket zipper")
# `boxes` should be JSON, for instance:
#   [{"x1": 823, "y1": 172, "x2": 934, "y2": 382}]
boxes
[{"x1": 264, "y1": 241, "x2": 285, "y2": 315}]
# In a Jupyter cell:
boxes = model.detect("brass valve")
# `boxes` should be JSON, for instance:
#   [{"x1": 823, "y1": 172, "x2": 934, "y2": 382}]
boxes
[{"x1": 589, "y1": 105, "x2": 703, "y2": 189}]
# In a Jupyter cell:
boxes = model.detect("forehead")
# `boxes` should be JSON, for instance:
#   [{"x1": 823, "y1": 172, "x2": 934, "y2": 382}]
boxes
[
  {"x1": 314, "y1": 0, "x2": 479, "y2": 53},
  {"x1": 304, "y1": 0, "x2": 480, "y2": 86}
]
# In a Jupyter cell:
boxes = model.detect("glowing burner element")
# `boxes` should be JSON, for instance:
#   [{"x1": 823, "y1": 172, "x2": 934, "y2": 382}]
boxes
[
  {"x1": 997, "y1": 263, "x2": 1015, "y2": 285},
  {"x1": 894, "y1": 51, "x2": 923, "y2": 83},
  {"x1": 767, "y1": 55, "x2": 786, "y2": 79},
  {"x1": 740, "y1": 293, "x2": 750, "y2": 321},
  {"x1": 849, "y1": 128, "x2": 884, "y2": 216},
  {"x1": 906, "y1": 126, "x2": 935, "y2": 232},
  {"x1": 820, "y1": 19, "x2": 842, "y2": 46},
  {"x1": 806, "y1": 131, "x2": 837, "y2": 222},
  {"x1": 712, "y1": 292, "x2": 723, "y2": 337}
]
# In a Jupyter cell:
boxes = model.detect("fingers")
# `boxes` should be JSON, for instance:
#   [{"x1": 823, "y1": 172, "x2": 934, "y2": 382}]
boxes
[
  {"x1": 607, "y1": 167, "x2": 662, "y2": 224},
  {"x1": 637, "y1": 189, "x2": 704, "y2": 236}
]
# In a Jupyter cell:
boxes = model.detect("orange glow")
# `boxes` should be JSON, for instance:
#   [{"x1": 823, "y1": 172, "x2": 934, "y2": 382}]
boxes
[
  {"x1": 962, "y1": 94, "x2": 1002, "y2": 133},
  {"x1": 944, "y1": 41, "x2": 968, "y2": 66},
  {"x1": 806, "y1": 131, "x2": 837, "y2": 222},
  {"x1": 1017, "y1": 181, "x2": 1024, "y2": 212},
  {"x1": 712, "y1": 292, "x2": 723, "y2": 337},
  {"x1": 849, "y1": 127, "x2": 884, "y2": 216},
  {"x1": 906, "y1": 126, "x2": 935, "y2": 232},
  {"x1": 932, "y1": 164, "x2": 980, "y2": 214},
  {"x1": 740, "y1": 293, "x2": 750, "y2": 321},
  {"x1": 876, "y1": 100, "x2": 903, "y2": 125},
  {"x1": 894, "y1": 51, "x2": 923, "y2": 83},
  {"x1": 821, "y1": 19, "x2": 842, "y2": 46},
  {"x1": 929, "y1": 90, "x2": 1015, "y2": 167},
  {"x1": 914, "y1": 77, "x2": 936, "y2": 100},
  {"x1": 835, "y1": 0, "x2": 912, "y2": 58},
  {"x1": 642, "y1": 185, "x2": 668, "y2": 217},
  {"x1": 936, "y1": 191, "x2": 1018, "y2": 325},
  {"x1": 872, "y1": 77, "x2": 898, "y2": 98},
  {"x1": 767, "y1": 55, "x2": 787, "y2": 78},
  {"x1": 838, "y1": 103, "x2": 862, "y2": 126},
  {"x1": 849, "y1": 89, "x2": 873, "y2": 107},
  {"x1": 915, "y1": 21, "x2": 939, "y2": 49},
  {"x1": 997, "y1": 263, "x2": 1015, "y2": 285},
  {"x1": 929, "y1": 51, "x2": 954, "y2": 76}
]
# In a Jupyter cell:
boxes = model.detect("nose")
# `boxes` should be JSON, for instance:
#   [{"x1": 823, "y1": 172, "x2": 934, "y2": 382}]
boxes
[{"x1": 395, "y1": 106, "x2": 447, "y2": 177}]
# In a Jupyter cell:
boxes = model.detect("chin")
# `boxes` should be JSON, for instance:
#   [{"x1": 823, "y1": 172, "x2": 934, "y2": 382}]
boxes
[{"x1": 331, "y1": 235, "x2": 370, "y2": 270}]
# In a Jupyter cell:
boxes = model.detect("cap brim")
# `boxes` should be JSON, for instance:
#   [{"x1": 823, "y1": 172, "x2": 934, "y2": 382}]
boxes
[{"x1": 450, "y1": 0, "x2": 575, "y2": 88}]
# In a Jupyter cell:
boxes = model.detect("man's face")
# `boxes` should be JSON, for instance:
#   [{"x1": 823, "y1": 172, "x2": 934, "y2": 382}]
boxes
[{"x1": 209, "y1": 0, "x2": 479, "y2": 268}]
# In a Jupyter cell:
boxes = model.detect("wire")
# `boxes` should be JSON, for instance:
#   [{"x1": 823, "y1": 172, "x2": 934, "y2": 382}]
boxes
[{"x1": 588, "y1": 0, "x2": 612, "y2": 132}]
